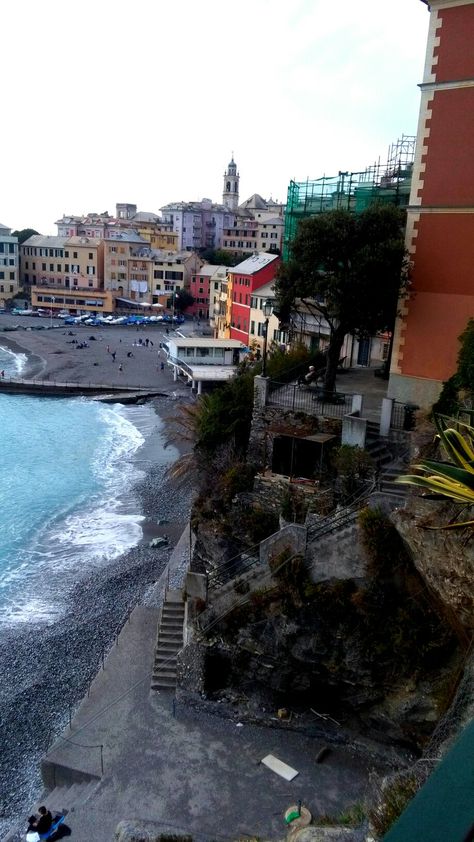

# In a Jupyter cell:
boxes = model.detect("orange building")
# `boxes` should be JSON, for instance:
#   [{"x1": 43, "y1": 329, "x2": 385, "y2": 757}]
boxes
[{"x1": 389, "y1": 0, "x2": 474, "y2": 408}]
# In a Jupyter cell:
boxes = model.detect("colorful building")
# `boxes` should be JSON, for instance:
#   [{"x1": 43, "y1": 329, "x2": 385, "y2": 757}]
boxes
[
  {"x1": 0, "y1": 224, "x2": 19, "y2": 305},
  {"x1": 189, "y1": 264, "x2": 228, "y2": 320},
  {"x1": 223, "y1": 252, "x2": 280, "y2": 345},
  {"x1": 22, "y1": 234, "x2": 112, "y2": 314},
  {"x1": 389, "y1": 0, "x2": 474, "y2": 407}
]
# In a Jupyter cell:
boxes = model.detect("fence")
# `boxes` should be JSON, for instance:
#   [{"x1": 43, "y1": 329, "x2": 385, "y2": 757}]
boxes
[
  {"x1": 391, "y1": 401, "x2": 408, "y2": 431},
  {"x1": 268, "y1": 380, "x2": 350, "y2": 419}
]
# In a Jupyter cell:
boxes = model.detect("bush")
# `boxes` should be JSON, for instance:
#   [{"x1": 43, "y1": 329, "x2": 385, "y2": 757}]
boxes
[{"x1": 368, "y1": 774, "x2": 419, "y2": 837}]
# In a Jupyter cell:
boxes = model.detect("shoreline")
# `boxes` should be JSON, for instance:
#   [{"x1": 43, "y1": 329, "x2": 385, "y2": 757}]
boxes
[{"x1": 0, "y1": 381, "x2": 194, "y2": 834}]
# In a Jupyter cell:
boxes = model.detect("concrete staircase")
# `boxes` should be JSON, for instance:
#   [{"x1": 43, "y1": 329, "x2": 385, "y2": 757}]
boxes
[
  {"x1": 151, "y1": 589, "x2": 184, "y2": 692},
  {"x1": 38, "y1": 777, "x2": 99, "y2": 815}
]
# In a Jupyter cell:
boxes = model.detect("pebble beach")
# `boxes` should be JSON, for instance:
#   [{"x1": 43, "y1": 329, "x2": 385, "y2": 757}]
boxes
[{"x1": 0, "y1": 316, "x2": 195, "y2": 835}]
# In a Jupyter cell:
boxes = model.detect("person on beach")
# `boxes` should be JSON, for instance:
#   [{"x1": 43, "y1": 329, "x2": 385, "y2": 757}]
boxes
[
  {"x1": 111, "y1": 351, "x2": 116, "y2": 361},
  {"x1": 119, "y1": 363, "x2": 123, "y2": 372},
  {"x1": 36, "y1": 806, "x2": 53, "y2": 834},
  {"x1": 106, "y1": 345, "x2": 110, "y2": 353}
]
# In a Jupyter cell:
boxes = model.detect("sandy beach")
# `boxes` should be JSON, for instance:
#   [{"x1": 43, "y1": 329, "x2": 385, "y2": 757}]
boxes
[
  {"x1": 0, "y1": 316, "x2": 196, "y2": 834},
  {"x1": 0, "y1": 313, "x2": 190, "y2": 391}
]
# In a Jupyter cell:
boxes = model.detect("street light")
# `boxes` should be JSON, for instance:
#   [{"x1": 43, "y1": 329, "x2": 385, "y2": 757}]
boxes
[
  {"x1": 173, "y1": 290, "x2": 179, "y2": 320},
  {"x1": 262, "y1": 298, "x2": 273, "y2": 378},
  {"x1": 50, "y1": 296, "x2": 55, "y2": 328}
]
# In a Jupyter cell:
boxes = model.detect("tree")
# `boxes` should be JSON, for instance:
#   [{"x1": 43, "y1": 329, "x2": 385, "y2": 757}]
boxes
[
  {"x1": 174, "y1": 289, "x2": 194, "y2": 313},
  {"x1": 274, "y1": 205, "x2": 409, "y2": 391},
  {"x1": 199, "y1": 248, "x2": 243, "y2": 267},
  {"x1": 11, "y1": 228, "x2": 39, "y2": 244}
]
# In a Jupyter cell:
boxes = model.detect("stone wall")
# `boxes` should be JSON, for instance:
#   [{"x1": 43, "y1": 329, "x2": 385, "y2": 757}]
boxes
[{"x1": 248, "y1": 377, "x2": 342, "y2": 470}]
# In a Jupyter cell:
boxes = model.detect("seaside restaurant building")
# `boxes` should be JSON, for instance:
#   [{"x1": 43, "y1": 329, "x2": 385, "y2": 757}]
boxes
[{"x1": 163, "y1": 337, "x2": 246, "y2": 394}]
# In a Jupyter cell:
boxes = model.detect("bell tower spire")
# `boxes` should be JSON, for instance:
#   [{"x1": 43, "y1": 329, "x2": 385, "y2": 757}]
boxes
[{"x1": 222, "y1": 154, "x2": 239, "y2": 210}]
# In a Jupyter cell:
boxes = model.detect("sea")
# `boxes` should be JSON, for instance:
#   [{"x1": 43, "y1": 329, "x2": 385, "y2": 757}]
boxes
[{"x1": 0, "y1": 343, "x2": 170, "y2": 628}]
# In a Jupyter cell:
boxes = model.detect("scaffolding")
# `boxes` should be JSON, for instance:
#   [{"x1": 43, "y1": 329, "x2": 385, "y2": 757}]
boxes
[{"x1": 283, "y1": 135, "x2": 416, "y2": 259}]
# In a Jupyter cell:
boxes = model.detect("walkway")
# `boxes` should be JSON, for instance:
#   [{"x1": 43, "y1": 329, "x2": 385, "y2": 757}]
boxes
[{"x1": 32, "y1": 528, "x2": 393, "y2": 842}]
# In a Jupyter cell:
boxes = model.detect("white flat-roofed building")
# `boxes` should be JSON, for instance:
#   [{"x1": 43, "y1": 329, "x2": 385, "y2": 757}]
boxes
[{"x1": 163, "y1": 337, "x2": 246, "y2": 394}]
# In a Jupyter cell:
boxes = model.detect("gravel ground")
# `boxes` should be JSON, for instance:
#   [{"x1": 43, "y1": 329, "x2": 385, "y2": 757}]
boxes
[{"x1": 0, "y1": 336, "x2": 196, "y2": 837}]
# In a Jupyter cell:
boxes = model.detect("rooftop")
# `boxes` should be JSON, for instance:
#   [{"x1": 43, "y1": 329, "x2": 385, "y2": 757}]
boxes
[
  {"x1": 22, "y1": 235, "x2": 67, "y2": 248},
  {"x1": 168, "y1": 337, "x2": 245, "y2": 349},
  {"x1": 230, "y1": 252, "x2": 280, "y2": 275}
]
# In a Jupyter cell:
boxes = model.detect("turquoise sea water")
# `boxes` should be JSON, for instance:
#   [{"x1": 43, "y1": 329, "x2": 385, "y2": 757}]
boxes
[{"x1": 0, "y1": 345, "x2": 159, "y2": 626}]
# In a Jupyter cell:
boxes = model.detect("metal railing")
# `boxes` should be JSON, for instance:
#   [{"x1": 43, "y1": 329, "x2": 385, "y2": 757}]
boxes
[
  {"x1": 391, "y1": 401, "x2": 406, "y2": 430},
  {"x1": 268, "y1": 380, "x2": 350, "y2": 419}
]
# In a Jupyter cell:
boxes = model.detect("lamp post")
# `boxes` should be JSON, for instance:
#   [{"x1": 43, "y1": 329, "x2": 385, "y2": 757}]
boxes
[
  {"x1": 50, "y1": 296, "x2": 55, "y2": 328},
  {"x1": 262, "y1": 298, "x2": 273, "y2": 377}
]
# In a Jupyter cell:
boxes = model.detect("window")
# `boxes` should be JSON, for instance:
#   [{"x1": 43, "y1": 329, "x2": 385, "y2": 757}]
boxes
[
  {"x1": 250, "y1": 320, "x2": 255, "y2": 335},
  {"x1": 0, "y1": 272, "x2": 4, "y2": 279},
  {"x1": 57, "y1": 264, "x2": 61, "y2": 272},
  {"x1": 64, "y1": 264, "x2": 69, "y2": 272},
  {"x1": 110, "y1": 246, "x2": 117, "y2": 253},
  {"x1": 73, "y1": 252, "x2": 78, "y2": 258},
  {"x1": 154, "y1": 270, "x2": 163, "y2": 279},
  {"x1": 42, "y1": 263, "x2": 46, "y2": 271},
  {"x1": 65, "y1": 251, "x2": 69, "y2": 258},
  {"x1": 10, "y1": 272, "x2": 15, "y2": 280},
  {"x1": 89, "y1": 253, "x2": 93, "y2": 259},
  {"x1": 9, "y1": 244, "x2": 15, "y2": 253},
  {"x1": 50, "y1": 264, "x2": 54, "y2": 271},
  {"x1": 49, "y1": 249, "x2": 53, "y2": 257},
  {"x1": 25, "y1": 262, "x2": 29, "y2": 270}
]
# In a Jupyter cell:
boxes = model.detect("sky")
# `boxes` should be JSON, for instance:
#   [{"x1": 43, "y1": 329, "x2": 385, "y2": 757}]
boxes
[{"x1": 1, "y1": 0, "x2": 429, "y2": 235}]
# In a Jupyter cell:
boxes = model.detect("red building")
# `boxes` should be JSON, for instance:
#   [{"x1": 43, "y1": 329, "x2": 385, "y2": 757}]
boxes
[
  {"x1": 188, "y1": 264, "x2": 227, "y2": 320},
  {"x1": 228, "y1": 253, "x2": 280, "y2": 344},
  {"x1": 390, "y1": 0, "x2": 474, "y2": 408}
]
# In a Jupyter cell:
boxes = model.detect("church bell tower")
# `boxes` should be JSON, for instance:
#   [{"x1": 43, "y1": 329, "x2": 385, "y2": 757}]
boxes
[{"x1": 222, "y1": 155, "x2": 239, "y2": 210}]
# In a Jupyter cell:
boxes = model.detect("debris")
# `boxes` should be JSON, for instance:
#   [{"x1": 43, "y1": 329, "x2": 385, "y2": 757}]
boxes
[{"x1": 316, "y1": 746, "x2": 331, "y2": 764}]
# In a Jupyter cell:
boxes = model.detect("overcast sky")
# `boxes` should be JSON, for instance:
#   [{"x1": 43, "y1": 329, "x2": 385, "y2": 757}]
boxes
[{"x1": 1, "y1": 0, "x2": 429, "y2": 235}]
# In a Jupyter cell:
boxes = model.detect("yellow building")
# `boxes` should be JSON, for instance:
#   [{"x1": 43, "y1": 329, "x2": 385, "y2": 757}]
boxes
[
  {"x1": 0, "y1": 224, "x2": 19, "y2": 305},
  {"x1": 23, "y1": 234, "x2": 109, "y2": 313}
]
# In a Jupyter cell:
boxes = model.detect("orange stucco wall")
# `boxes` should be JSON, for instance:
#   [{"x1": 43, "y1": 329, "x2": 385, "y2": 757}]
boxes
[
  {"x1": 400, "y1": 290, "x2": 473, "y2": 381},
  {"x1": 400, "y1": 213, "x2": 474, "y2": 380},
  {"x1": 434, "y1": 5, "x2": 474, "y2": 82},
  {"x1": 420, "y1": 87, "x2": 474, "y2": 206},
  {"x1": 409, "y1": 214, "x2": 474, "y2": 295}
]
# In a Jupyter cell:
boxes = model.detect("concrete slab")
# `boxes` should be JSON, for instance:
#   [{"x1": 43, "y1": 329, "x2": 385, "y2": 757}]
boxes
[
  {"x1": 262, "y1": 754, "x2": 299, "y2": 781},
  {"x1": 35, "y1": 602, "x2": 393, "y2": 842}
]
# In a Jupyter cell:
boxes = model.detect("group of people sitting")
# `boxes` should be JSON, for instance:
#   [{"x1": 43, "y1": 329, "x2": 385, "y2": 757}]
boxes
[{"x1": 26, "y1": 806, "x2": 53, "y2": 840}]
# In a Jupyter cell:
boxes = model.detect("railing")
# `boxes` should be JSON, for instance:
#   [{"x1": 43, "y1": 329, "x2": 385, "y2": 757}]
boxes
[
  {"x1": 268, "y1": 380, "x2": 350, "y2": 419},
  {"x1": 391, "y1": 400, "x2": 407, "y2": 430}
]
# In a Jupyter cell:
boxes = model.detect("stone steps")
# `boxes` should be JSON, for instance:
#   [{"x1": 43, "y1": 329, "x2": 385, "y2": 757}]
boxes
[
  {"x1": 151, "y1": 590, "x2": 184, "y2": 693},
  {"x1": 36, "y1": 777, "x2": 99, "y2": 815}
]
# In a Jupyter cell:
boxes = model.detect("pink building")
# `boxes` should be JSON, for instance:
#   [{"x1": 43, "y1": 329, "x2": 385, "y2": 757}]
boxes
[
  {"x1": 189, "y1": 264, "x2": 227, "y2": 319},
  {"x1": 229, "y1": 253, "x2": 280, "y2": 344}
]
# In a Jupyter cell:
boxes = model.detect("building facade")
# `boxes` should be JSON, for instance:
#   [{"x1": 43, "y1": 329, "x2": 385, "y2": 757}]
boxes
[
  {"x1": 220, "y1": 252, "x2": 280, "y2": 345},
  {"x1": 0, "y1": 224, "x2": 19, "y2": 304},
  {"x1": 22, "y1": 234, "x2": 112, "y2": 314},
  {"x1": 189, "y1": 264, "x2": 228, "y2": 320},
  {"x1": 389, "y1": 0, "x2": 474, "y2": 408}
]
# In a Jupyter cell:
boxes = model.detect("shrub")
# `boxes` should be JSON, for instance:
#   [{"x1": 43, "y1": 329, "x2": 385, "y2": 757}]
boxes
[{"x1": 368, "y1": 774, "x2": 419, "y2": 837}]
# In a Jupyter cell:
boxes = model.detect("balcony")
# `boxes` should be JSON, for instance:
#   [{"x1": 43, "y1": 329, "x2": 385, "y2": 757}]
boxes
[{"x1": 33, "y1": 282, "x2": 104, "y2": 294}]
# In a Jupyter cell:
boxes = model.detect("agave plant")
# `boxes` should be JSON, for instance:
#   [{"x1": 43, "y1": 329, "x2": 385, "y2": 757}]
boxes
[{"x1": 395, "y1": 414, "x2": 474, "y2": 528}]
